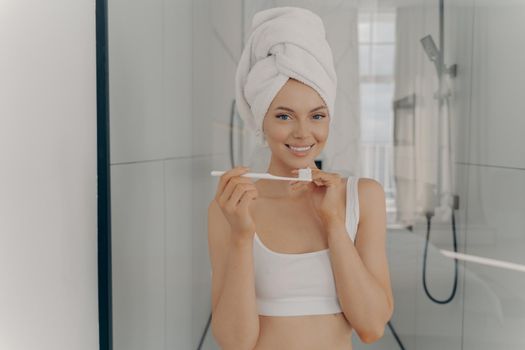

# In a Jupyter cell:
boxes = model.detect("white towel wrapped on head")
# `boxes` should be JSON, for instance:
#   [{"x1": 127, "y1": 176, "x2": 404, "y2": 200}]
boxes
[{"x1": 235, "y1": 7, "x2": 338, "y2": 144}]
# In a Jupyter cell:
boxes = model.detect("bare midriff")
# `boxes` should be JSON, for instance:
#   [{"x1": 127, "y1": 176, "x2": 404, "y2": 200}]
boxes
[{"x1": 253, "y1": 312, "x2": 353, "y2": 350}]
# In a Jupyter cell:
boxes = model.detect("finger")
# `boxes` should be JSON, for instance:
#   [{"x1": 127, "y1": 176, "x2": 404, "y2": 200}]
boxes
[
  {"x1": 311, "y1": 172, "x2": 340, "y2": 187},
  {"x1": 219, "y1": 176, "x2": 252, "y2": 206},
  {"x1": 313, "y1": 179, "x2": 325, "y2": 186},
  {"x1": 290, "y1": 181, "x2": 308, "y2": 188},
  {"x1": 324, "y1": 174, "x2": 342, "y2": 187},
  {"x1": 238, "y1": 189, "x2": 258, "y2": 212},
  {"x1": 216, "y1": 166, "x2": 249, "y2": 199},
  {"x1": 217, "y1": 167, "x2": 249, "y2": 200},
  {"x1": 290, "y1": 181, "x2": 308, "y2": 191},
  {"x1": 224, "y1": 183, "x2": 247, "y2": 212},
  {"x1": 229, "y1": 182, "x2": 254, "y2": 208},
  {"x1": 310, "y1": 171, "x2": 326, "y2": 185},
  {"x1": 216, "y1": 166, "x2": 249, "y2": 196}
]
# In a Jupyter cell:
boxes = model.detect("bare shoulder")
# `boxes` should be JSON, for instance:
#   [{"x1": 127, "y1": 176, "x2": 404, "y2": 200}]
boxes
[
  {"x1": 336, "y1": 176, "x2": 383, "y2": 225},
  {"x1": 356, "y1": 177, "x2": 384, "y2": 193},
  {"x1": 355, "y1": 177, "x2": 386, "y2": 223}
]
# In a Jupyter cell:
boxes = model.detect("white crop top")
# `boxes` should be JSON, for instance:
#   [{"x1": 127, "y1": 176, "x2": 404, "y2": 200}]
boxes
[{"x1": 253, "y1": 176, "x2": 360, "y2": 316}]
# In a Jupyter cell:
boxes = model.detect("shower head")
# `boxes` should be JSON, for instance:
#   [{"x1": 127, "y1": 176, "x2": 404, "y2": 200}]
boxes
[
  {"x1": 420, "y1": 34, "x2": 457, "y2": 78},
  {"x1": 420, "y1": 35, "x2": 440, "y2": 63}
]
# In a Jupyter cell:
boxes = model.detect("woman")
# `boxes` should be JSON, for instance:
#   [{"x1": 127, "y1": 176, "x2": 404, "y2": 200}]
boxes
[{"x1": 208, "y1": 7, "x2": 393, "y2": 350}]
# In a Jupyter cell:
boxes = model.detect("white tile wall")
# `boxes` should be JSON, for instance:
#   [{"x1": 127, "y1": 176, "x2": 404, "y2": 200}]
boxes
[
  {"x1": 211, "y1": 0, "x2": 243, "y2": 60},
  {"x1": 192, "y1": 0, "x2": 214, "y2": 157},
  {"x1": 462, "y1": 166, "x2": 525, "y2": 349},
  {"x1": 108, "y1": 0, "x2": 201, "y2": 348},
  {"x1": 111, "y1": 162, "x2": 166, "y2": 350},
  {"x1": 163, "y1": 0, "x2": 193, "y2": 158},
  {"x1": 193, "y1": 0, "x2": 241, "y2": 158},
  {"x1": 209, "y1": 35, "x2": 238, "y2": 157},
  {"x1": 165, "y1": 158, "x2": 193, "y2": 349},
  {"x1": 468, "y1": 2, "x2": 525, "y2": 169},
  {"x1": 108, "y1": 0, "x2": 164, "y2": 163},
  {"x1": 108, "y1": 0, "x2": 192, "y2": 164}
]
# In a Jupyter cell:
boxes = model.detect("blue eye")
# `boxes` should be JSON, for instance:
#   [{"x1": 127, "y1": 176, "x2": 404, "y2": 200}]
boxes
[{"x1": 276, "y1": 114, "x2": 325, "y2": 121}]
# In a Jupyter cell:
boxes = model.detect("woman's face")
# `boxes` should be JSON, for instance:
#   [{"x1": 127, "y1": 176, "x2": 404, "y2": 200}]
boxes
[{"x1": 262, "y1": 78, "x2": 330, "y2": 169}]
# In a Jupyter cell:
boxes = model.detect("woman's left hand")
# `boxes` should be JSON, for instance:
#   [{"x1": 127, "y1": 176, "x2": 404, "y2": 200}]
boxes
[{"x1": 291, "y1": 168, "x2": 345, "y2": 227}]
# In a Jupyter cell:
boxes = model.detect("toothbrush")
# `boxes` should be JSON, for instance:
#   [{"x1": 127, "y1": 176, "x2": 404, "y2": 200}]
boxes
[{"x1": 210, "y1": 168, "x2": 312, "y2": 182}]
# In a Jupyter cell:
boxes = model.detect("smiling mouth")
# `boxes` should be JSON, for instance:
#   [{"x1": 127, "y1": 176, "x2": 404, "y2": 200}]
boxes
[{"x1": 285, "y1": 144, "x2": 315, "y2": 153}]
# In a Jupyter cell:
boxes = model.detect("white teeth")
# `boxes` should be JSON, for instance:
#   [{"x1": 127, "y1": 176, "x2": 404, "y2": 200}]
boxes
[{"x1": 289, "y1": 145, "x2": 312, "y2": 152}]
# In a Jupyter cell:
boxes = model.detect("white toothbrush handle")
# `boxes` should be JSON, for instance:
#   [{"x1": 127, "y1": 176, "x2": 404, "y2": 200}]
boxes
[
  {"x1": 210, "y1": 170, "x2": 310, "y2": 181},
  {"x1": 261, "y1": 174, "x2": 311, "y2": 181},
  {"x1": 210, "y1": 171, "x2": 273, "y2": 180}
]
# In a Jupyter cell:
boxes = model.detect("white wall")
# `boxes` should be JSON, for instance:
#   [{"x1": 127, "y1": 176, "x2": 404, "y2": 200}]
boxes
[
  {"x1": 0, "y1": 1, "x2": 99, "y2": 350},
  {"x1": 108, "y1": 0, "x2": 209, "y2": 349}
]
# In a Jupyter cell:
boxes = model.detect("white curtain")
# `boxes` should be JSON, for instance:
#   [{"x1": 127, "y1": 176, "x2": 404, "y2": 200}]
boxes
[{"x1": 393, "y1": 2, "x2": 455, "y2": 227}]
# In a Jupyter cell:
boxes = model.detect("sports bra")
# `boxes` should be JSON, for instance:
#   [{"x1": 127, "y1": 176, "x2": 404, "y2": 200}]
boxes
[{"x1": 253, "y1": 176, "x2": 360, "y2": 316}]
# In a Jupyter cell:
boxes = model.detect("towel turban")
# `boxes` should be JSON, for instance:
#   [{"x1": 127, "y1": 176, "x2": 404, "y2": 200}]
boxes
[{"x1": 234, "y1": 7, "x2": 338, "y2": 144}]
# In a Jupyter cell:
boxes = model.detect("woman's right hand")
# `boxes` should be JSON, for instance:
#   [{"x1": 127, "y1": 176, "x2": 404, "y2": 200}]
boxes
[{"x1": 214, "y1": 166, "x2": 258, "y2": 239}]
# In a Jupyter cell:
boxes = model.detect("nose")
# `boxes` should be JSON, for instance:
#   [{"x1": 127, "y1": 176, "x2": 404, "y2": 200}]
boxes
[{"x1": 292, "y1": 119, "x2": 310, "y2": 139}]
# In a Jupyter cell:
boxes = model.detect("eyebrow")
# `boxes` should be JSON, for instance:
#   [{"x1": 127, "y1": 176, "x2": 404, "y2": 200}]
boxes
[{"x1": 274, "y1": 105, "x2": 327, "y2": 113}]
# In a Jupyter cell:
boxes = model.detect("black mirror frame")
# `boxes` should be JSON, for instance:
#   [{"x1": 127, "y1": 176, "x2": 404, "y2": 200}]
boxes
[{"x1": 96, "y1": 0, "x2": 112, "y2": 349}]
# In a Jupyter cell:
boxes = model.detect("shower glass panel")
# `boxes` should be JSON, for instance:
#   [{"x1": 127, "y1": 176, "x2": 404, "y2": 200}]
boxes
[{"x1": 103, "y1": 0, "x2": 525, "y2": 349}]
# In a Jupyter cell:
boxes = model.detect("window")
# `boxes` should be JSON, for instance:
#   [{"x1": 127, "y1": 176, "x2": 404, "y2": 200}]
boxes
[{"x1": 358, "y1": 9, "x2": 398, "y2": 225}]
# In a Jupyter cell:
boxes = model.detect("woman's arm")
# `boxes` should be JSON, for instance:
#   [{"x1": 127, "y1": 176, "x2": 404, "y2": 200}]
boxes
[
  {"x1": 326, "y1": 178, "x2": 394, "y2": 344},
  {"x1": 208, "y1": 201, "x2": 260, "y2": 350}
]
